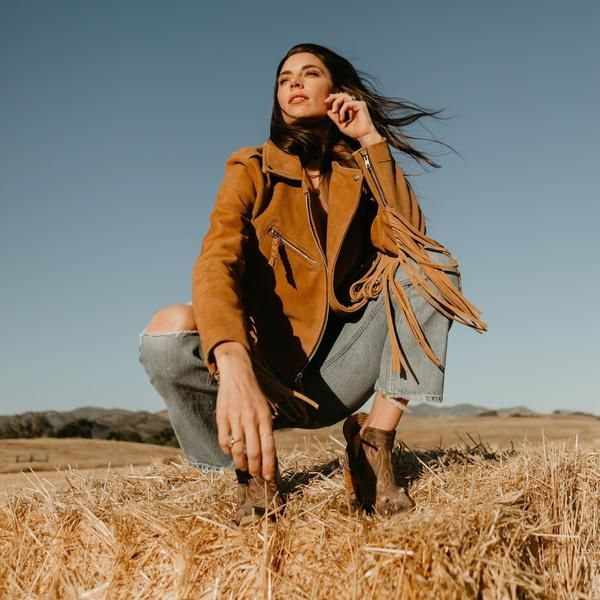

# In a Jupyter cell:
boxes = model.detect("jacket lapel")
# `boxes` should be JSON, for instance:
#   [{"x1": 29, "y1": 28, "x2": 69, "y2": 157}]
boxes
[
  {"x1": 261, "y1": 138, "x2": 365, "y2": 265},
  {"x1": 326, "y1": 162, "x2": 364, "y2": 265},
  {"x1": 261, "y1": 139, "x2": 303, "y2": 180}
]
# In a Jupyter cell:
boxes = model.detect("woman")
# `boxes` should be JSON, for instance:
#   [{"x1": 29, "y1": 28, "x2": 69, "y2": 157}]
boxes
[{"x1": 138, "y1": 43, "x2": 486, "y2": 525}]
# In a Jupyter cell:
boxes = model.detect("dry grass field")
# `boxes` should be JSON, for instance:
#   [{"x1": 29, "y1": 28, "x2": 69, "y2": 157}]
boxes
[
  {"x1": 0, "y1": 415, "x2": 599, "y2": 598},
  {"x1": 0, "y1": 438, "x2": 180, "y2": 499},
  {"x1": 276, "y1": 414, "x2": 600, "y2": 452},
  {"x1": 0, "y1": 437, "x2": 181, "y2": 475}
]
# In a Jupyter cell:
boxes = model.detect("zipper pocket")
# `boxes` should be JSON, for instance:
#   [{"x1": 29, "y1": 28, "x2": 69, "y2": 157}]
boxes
[{"x1": 267, "y1": 226, "x2": 317, "y2": 266}]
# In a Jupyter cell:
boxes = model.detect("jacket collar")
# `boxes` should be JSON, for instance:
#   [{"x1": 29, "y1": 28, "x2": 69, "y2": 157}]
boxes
[
  {"x1": 261, "y1": 139, "x2": 302, "y2": 180},
  {"x1": 261, "y1": 138, "x2": 356, "y2": 181}
]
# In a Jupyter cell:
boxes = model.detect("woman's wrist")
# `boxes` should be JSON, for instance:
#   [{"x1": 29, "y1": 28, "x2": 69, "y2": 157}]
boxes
[
  {"x1": 357, "y1": 131, "x2": 386, "y2": 147},
  {"x1": 214, "y1": 341, "x2": 254, "y2": 377}
]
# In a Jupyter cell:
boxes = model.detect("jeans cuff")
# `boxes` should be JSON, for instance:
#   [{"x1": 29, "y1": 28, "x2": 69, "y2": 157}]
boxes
[
  {"x1": 373, "y1": 385, "x2": 444, "y2": 404},
  {"x1": 184, "y1": 455, "x2": 234, "y2": 474}
]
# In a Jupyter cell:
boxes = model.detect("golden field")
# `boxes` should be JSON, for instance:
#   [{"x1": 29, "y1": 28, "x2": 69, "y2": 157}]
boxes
[
  {"x1": 0, "y1": 414, "x2": 599, "y2": 598},
  {"x1": 276, "y1": 413, "x2": 600, "y2": 452}
]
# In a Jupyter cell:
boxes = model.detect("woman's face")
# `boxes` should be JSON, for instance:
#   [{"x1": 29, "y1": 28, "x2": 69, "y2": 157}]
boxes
[{"x1": 277, "y1": 52, "x2": 334, "y2": 125}]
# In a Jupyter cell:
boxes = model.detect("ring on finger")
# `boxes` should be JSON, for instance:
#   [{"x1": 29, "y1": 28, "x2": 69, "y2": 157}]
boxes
[
  {"x1": 231, "y1": 440, "x2": 247, "y2": 455},
  {"x1": 227, "y1": 434, "x2": 243, "y2": 448}
]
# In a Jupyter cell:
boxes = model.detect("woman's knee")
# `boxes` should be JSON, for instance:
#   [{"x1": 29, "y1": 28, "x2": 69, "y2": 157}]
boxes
[
  {"x1": 138, "y1": 328, "x2": 201, "y2": 384},
  {"x1": 145, "y1": 304, "x2": 196, "y2": 333}
]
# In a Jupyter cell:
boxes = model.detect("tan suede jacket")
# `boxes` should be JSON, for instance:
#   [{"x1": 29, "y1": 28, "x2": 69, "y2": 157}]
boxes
[{"x1": 192, "y1": 138, "x2": 486, "y2": 422}]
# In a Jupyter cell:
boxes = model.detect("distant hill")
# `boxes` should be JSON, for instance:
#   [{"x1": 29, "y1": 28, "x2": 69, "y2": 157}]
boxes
[
  {"x1": 0, "y1": 404, "x2": 543, "y2": 428},
  {"x1": 0, "y1": 407, "x2": 176, "y2": 446},
  {"x1": 407, "y1": 403, "x2": 539, "y2": 418},
  {"x1": 1, "y1": 404, "x2": 592, "y2": 444},
  {"x1": 551, "y1": 409, "x2": 598, "y2": 418},
  {"x1": 0, "y1": 406, "x2": 171, "y2": 431}
]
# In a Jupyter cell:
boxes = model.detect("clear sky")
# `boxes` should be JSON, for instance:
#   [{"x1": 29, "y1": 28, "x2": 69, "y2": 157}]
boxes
[{"x1": 1, "y1": 1, "x2": 598, "y2": 415}]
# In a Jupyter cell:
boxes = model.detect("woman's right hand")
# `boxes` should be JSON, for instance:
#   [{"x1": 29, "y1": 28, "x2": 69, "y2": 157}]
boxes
[{"x1": 213, "y1": 341, "x2": 277, "y2": 480}]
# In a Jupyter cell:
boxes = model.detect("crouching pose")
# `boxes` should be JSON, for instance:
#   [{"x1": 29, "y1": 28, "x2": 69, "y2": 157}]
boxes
[{"x1": 139, "y1": 43, "x2": 486, "y2": 525}]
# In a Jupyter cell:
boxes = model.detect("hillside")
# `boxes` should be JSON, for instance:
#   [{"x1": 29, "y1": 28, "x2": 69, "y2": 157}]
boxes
[
  {"x1": 0, "y1": 406, "x2": 172, "y2": 432},
  {"x1": 0, "y1": 407, "x2": 176, "y2": 445},
  {"x1": 0, "y1": 402, "x2": 551, "y2": 434},
  {"x1": 406, "y1": 402, "x2": 538, "y2": 418}
]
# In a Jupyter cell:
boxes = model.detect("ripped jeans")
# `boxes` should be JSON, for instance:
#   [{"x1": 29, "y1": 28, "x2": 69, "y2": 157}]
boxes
[{"x1": 138, "y1": 250, "x2": 459, "y2": 473}]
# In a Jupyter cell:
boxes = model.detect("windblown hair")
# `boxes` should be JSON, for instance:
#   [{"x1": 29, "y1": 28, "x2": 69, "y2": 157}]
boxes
[{"x1": 270, "y1": 43, "x2": 453, "y2": 169}]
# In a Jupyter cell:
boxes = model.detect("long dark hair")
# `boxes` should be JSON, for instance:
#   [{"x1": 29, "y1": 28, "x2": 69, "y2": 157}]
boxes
[{"x1": 270, "y1": 43, "x2": 453, "y2": 169}]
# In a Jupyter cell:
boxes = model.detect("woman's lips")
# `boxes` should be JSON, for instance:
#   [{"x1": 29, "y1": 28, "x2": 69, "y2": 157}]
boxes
[{"x1": 289, "y1": 96, "x2": 308, "y2": 104}]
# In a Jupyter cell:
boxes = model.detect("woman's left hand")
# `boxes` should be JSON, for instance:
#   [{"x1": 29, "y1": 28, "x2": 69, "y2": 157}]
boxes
[{"x1": 325, "y1": 92, "x2": 384, "y2": 145}]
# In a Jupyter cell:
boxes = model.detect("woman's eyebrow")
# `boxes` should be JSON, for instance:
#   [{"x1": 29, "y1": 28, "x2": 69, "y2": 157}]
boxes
[{"x1": 279, "y1": 64, "x2": 322, "y2": 76}]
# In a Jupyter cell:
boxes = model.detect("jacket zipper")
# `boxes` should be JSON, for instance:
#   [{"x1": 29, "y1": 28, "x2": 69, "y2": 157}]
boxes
[
  {"x1": 267, "y1": 226, "x2": 317, "y2": 265},
  {"x1": 360, "y1": 147, "x2": 394, "y2": 287},
  {"x1": 293, "y1": 191, "x2": 329, "y2": 390},
  {"x1": 359, "y1": 149, "x2": 389, "y2": 207}
]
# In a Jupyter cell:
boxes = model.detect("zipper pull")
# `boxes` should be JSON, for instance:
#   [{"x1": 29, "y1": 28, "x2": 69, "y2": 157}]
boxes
[
  {"x1": 268, "y1": 234, "x2": 281, "y2": 267},
  {"x1": 294, "y1": 370, "x2": 304, "y2": 391},
  {"x1": 360, "y1": 149, "x2": 371, "y2": 169}
]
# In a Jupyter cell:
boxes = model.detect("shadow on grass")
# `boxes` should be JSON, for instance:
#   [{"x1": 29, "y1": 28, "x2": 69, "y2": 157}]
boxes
[
  {"x1": 282, "y1": 436, "x2": 516, "y2": 496},
  {"x1": 392, "y1": 439, "x2": 514, "y2": 488},
  {"x1": 281, "y1": 457, "x2": 340, "y2": 495}
]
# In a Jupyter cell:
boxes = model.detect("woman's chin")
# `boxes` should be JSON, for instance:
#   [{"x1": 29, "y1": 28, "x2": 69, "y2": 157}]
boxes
[{"x1": 292, "y1": 114, "x2": 329, "y2": 127}]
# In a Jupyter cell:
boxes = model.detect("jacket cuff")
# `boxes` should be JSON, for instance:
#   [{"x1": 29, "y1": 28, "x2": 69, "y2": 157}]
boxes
[
  {"x1": 198, "y1": 325, "x2": 252, "y2": 379},
  {"x1": 351, "y1": 139, "x2": 393, "y2": 166}
]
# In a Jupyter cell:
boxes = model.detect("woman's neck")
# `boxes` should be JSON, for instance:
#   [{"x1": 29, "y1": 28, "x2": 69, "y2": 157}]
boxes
[
  {"x1": 308, "y1": 137, "x2": 332, "y2": 170},
  {"x1": 307, "y1": 121, "x2": 334, "y2": 169},
  {"x1": 305, "y1": 158, "x2": 323, "y2": 172}
]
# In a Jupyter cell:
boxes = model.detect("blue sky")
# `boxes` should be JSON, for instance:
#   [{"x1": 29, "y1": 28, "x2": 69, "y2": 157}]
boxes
[{"x1": 1, "y1": 1, "x2": 598, "y2": 415}]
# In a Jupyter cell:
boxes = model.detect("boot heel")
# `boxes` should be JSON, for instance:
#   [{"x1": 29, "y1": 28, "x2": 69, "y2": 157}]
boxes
[
  {"x1": 342, "y1": 449, "x2": 359, "y2": 505},
  {"x1": 341, "y1": 412, "x2": 415, "y2": 516},
  {"x1": 342, "y1": 412, "x2": 369, "y2": 508}
]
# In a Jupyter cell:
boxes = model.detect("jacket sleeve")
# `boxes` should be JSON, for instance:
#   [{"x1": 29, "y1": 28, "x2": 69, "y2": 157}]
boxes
[
  {"x1": 351, "y1": 139, "x2": 427, "y2": 237},
  {"x1": 191, "y1": 149, "x2": 259, "y2": 378}
]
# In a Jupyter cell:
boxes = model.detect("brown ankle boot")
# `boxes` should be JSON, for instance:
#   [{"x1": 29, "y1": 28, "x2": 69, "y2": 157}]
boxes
[
  {"x1": 234, "y1": 462, "x2": 285, "y2": 526},
  {"x1": 342, "y1": 412, "x2": 415, "y2": 516}
]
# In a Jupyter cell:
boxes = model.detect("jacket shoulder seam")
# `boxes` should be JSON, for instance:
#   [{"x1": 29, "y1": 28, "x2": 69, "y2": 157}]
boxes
[{"x1": 228, "y1": 145, "x2": 264, "y2": 167}]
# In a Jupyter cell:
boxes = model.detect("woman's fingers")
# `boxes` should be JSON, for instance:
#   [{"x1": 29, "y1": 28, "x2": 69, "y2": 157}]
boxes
[
  {"x1": 259, "y1": 429, "x2": 276, "y2": 481},
  {"x1": 214, "y1": 374, "x2": 277, "y2": 478},
  {"x1": 329, "y1": 95, "x2": 348, "y2": 119},
  {"x1": 222, "y1": 408, "x2": 248, "y2": 471},
  {"x1": 243, "y1": 407, "x2": 277, "y2": 478},
  {"x1": 339, "y1": 100, "x2": 357, "y2": 123},
  {"x1": 325, "y1": 93, "x2": 375, "y2": 140},
  {"x1": 331, "y1": 95, "x2": 346, "y2": 114},
  {"x1": 217, "y1": 414, "x2": 232, "y2": 456},
  {"x1": 243, "y1": 422, "x2": 262, "y2": 476},
  {"x1": 325, "y1": 92, "x2": 351, "y2": 107},
  {"x1": 326, "y1": 93, "x2": 359, "y2": 125},
  {"x1": 230, "y1": 430, "x2": 248, "y2": 472},
  {"x1": 218, "y1": 412, "x2": 269, "y2": 476}
]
